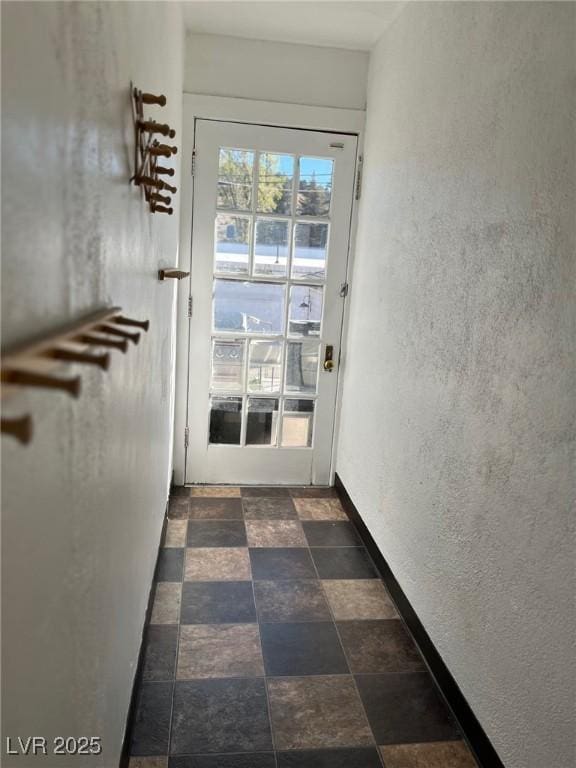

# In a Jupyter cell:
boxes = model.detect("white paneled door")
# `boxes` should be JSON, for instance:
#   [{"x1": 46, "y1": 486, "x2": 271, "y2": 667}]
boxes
[{"x1": 185, "y1": 119, "x2": 357, "y2": 485}]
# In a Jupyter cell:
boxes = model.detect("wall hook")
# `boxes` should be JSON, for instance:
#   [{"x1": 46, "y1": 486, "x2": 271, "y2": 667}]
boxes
[
  {"x1": 113, "y1": 316, "x2": 150, "y2": 332},
  {"x1": 47, "y1": 348, "x2": 111, "y2": 370},
  {"x1": 138, "y1": 120, "x2": 175, "y2": 138},
  {"x1": 2, "y1": 368, "x2": 81, "y2": 398},
  {"x1": 158, "y1": 268, "x2": 190, "y2": 281},
  {"x1": 139, "y1": 91, "x2": 167, "y2": 106},
  {"x1": 96, "y1": 324, "x2": 141, "y2": 345},
  {"x1": 1, "y1": 415, "x2": 33, "y2": 445},
  {"x1": 150, "y1": 193, "x2": 171, "y2": 205},
  {"x1": 136, "y1": 175, "x2": 165, "y2": 189},
  {"x1": 150, "y1": 143, "x2": 178, "y2": 156},
  {"x1": 77, "y1": 334, "x2": 129, "y2": 353}
]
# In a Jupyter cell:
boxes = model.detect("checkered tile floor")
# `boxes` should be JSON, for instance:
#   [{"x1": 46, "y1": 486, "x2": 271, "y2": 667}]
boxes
[{"x1": 128, "y1": 487, "x2": 478, "y2": 768}]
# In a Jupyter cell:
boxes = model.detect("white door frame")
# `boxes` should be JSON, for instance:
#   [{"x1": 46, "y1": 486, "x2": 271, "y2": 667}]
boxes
[{"x1": 173, "y1": 93, "x2": 365, "y2": 485}]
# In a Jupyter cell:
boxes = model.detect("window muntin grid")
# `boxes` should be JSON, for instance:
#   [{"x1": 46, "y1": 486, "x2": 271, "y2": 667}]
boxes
[{"x1": 209, "y1": 148, "x2": 332, "y2": 447}]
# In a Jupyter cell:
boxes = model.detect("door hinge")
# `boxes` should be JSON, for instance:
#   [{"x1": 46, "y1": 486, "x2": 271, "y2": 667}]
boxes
[
  {"x1": 339, "y1": 282, "x2": 349, "y2": 298},
  {"x1": 191, "y1": 148, "x2": 197, "y2": 176},
  {"x1": 184, "y1": 427, "x2": 189, "y2": 448},
  {"x1": 187, "y1": 295, "x2": 193, "y2": 318},
  {"x1": 355, "y1": 154, "x2": 363, "y2": 200}
]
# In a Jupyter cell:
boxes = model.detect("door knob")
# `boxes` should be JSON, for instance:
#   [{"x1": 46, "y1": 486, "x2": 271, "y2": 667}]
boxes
[{"x1": 324, "y1": 345, "x2": 335, "y2": 372}]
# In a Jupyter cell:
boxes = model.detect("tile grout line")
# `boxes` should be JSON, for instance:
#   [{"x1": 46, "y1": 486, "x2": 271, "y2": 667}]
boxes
[
  {"x1": 141, "y1": 669, "x2": 430, "y2": 682},
  {"x1": 165, "y1": 517, "x2": 187, "y2": 761},
  {"x1": 250, "y1": 492, "x2": 373, "y2": 762},
  {"x1": 243, "y1": 492, "x2": 385, "y2": 763},
  {"x1": 333, "y1": 492, "x2": 445, "y2": 717},
  {"x1": 166, "y1": 744, "x2": 385, "y2": 758},
  {"x1": 246, "y1": 492, "x2": 365, "y2": 763},
  {"x1": 300, "y1": 500, "x2": 387, "y2": 767},
  {"x1": 242, "y1": 495, "x2": 280, "y2": 768},
  {"x1": 137, "y1": 664, "x2": 425, "y2": 684},
  {"x1": 333, "y1": 488, "x2": 475, "y2": 764}
]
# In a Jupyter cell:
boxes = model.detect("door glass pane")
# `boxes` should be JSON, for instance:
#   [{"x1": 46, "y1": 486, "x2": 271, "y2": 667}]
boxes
[
  {"x1": 297, "y1": 157, "x2": 333, "y2": 217},
  {"x1": 211, "y1": 339, "x2": 245, "y2": 391},
  {"x1": 248, "y1": 340, "x2": 283, "y2": 393},
  {"x1": 209, "y1": 397, "x2": 242, "y2": 444},
  {"x1": 285, "y1": 341, "x2": 319, "y2": 394},
  {"x1": 246, "y1": 398, "x2": 279, "y2": 445},
  {"x1": 213, "y1": 280, "x2": 286, "y2": 334},
  {"x1": 292, "y1": 222, "x2": 329, "y2": 280},
  {"x1": 258, "y1": 153, "x2": 294, "y2": 215},
  {"x1": 254, "y1": 219, "x2": 289, "y2": 277},
  {"x1": 215, "y1": 214, "x2": 250, "y2": 275},
  {"x1": 281, "y1": 399, "x2": 314, "y2": 447},
  {"x1": 217, "y1": 148, "x2": 254, "y2": 211},
  {"x1": 288, "y1": 285, "x2": 323, "y2": 337}
]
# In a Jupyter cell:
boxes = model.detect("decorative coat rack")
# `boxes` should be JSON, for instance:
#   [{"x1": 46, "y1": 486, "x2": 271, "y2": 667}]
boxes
[
  {"x1": 131, "y1": 85, "x2": 178, "y2": 215},
  {"x1": 1, "y1": 307, "x2": 149, "y2": 445}
]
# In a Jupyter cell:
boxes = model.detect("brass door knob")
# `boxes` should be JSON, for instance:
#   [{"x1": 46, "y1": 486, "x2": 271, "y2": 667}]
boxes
[{"x1": 324, "y1": 344, "x2": 335, "y2": 372}]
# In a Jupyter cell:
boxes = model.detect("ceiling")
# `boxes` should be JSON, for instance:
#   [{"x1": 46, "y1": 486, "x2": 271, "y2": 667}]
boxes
[{"x1": 181, "y1": 1, "x2": 404, "y2": 51}]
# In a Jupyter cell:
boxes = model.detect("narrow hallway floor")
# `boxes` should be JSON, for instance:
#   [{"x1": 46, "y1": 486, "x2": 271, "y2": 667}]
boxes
[{"x1": 129, "y1": 486, "x2": 478, "y2": 768}]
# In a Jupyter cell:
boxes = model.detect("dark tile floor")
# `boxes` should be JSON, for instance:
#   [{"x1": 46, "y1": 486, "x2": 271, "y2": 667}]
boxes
[{"x1": 129, "y1": 487, "x2": 478, "y2": 768}]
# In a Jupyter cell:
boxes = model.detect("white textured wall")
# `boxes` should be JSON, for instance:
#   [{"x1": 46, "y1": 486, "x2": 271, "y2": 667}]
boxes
[
  {"x1": 184, "y1": 32, "x2": 369, "y2": 109},
  {"x1": 1, "y1": 3, "x2": 183, "y2": 766},
  {"x1": 337, "y1": 4, "x2": 575, "y2": 768}
]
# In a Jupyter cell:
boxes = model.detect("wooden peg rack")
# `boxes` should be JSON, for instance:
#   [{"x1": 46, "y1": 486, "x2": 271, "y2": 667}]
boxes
[
  {"x1": 131, "y1": 84, "x2": 178, "y2": 215},
  {"x1": 1, "y1": 307, "x2": 149, "y2": 445}
]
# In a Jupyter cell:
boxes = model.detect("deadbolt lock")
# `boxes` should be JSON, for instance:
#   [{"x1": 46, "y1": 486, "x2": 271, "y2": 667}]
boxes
[{"x1": 324, "y1": 345, "x2": 335, "y2": 372}]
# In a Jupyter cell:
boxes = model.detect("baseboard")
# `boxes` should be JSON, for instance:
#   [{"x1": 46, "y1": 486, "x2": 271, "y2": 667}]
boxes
[
  {"x1": 334, "y1": 473, "x2": 506, "y2": 768},
  {"x1": 119, "y1": 506, "x2": 168, "y2": 768}
]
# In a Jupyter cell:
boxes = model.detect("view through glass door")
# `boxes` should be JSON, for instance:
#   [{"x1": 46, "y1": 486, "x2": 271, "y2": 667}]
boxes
[{"x1": 185, "y1": 120, "x2": 357, "y2": 485}]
